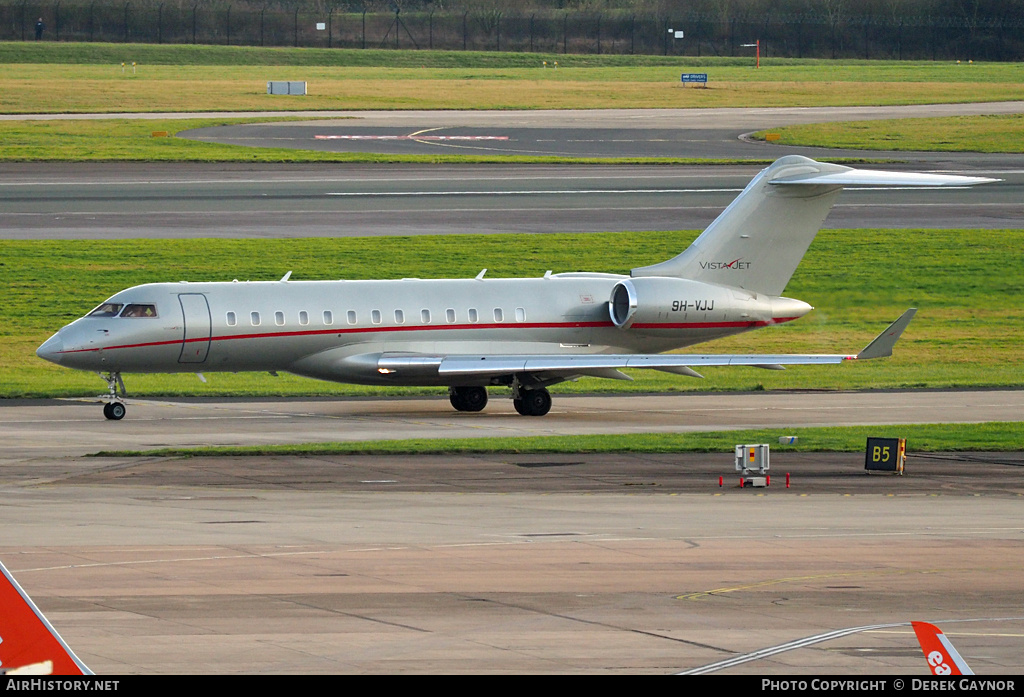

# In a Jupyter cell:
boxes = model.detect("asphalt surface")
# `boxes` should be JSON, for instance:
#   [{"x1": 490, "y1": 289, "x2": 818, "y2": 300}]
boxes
[
  {"x1": 3, "y1": 390, "x2": 1023, "y2": 460},
  {"x1": 3, "y1": 106, "x2": 1023, "y2": 675},
  {"x1": 173, "y1": 103, "x2": 1024, "y2": 159},
  {"x1": 3, "y1": 443, "x2": 1023, "y2": 675},
  {"x1": 4, "y1": 104, "x2": 1023, "y2": 240},
  {"x1": 3, "y1": 391, "x2": 1023, "y2": 674},
  {"x1": 2, "y1": 161, "x2": 1021, "y2": 239}
]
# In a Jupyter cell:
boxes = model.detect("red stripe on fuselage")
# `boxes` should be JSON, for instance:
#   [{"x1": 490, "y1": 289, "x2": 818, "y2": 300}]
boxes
[{"x1": 55, "y1": 317, "x2": 798, "y2": 355}]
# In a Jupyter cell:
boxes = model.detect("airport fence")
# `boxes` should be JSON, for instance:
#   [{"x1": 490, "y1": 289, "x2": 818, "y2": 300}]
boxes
[{"x1": 4, "y1": 3, "x2": 1024, "y2": 61}]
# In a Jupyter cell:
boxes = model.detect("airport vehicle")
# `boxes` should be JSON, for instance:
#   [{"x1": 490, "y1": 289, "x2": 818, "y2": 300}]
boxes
[
  {"x1": 0, "y1": 559, "x2": 91, "y2": 675},
  {"x1": 35, "y1": 156, "x2": 994, "y2": 420}
]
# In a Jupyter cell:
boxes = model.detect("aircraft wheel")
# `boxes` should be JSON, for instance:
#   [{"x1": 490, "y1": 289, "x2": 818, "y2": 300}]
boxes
[
  {"x1": 449, "y1": 386, "x2": 487, "y2": 412},
  {"x1": 515, "y1": 388, "x2": 551, "y2": 417},
  {"x1": 103, "y1": 402, "x2": 126, "y2": 420},
  {"x1": 449, "y1": 389, "x2": 466, "y2": 411}
]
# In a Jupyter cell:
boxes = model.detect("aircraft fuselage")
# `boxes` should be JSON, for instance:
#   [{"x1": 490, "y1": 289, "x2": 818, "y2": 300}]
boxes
[{"x1": 38, "y1": 274, "x2": 807, "y2": 387}]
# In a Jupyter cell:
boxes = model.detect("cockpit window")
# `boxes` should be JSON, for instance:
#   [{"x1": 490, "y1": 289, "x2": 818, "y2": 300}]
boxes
[
  {"x1": 87, "y1": 303, "x2": 123, "y2": 317},
  {"x1": 120, "y1": 304, "x2": 158, "y2": 318}
]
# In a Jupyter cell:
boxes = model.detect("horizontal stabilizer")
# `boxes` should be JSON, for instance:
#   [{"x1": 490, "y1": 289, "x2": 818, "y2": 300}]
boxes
[{"x1": 771, "y1": 169, "x2": 998, "y2": 188}]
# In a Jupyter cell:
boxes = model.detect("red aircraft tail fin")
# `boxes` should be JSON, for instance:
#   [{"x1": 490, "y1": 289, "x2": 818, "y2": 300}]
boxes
[
  {"x1": 0, "y1": 559, "x2": 91, "y2": 675},
  {"x1": 913, "y1": 621, "x2": 974, "y2": 676}
]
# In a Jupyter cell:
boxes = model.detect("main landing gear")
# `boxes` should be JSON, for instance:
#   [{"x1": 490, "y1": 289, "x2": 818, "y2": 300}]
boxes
[
  {"x1": 448, "y1": 384, "x2": 552, "y2": 416},
  {"x1": 513, "y1": 387, "x2": 551, "y2": 417},
  {"x1": 100, "y1": 371, "x2": 127, "y2": 420},
  {"x1": 449, "y1": 385, "x2": 488, "y2": 412}
]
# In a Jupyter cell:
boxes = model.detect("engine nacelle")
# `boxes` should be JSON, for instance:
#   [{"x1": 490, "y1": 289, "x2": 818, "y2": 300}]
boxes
[{"x1": 609, "y1": 277, "x2": 800, "y2": 333}]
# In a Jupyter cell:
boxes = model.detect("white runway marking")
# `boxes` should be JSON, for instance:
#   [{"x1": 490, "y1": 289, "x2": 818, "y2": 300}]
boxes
[
  {"x1": 315, "y1": 135, "x2": 510, "y2": 141},
  {"x1": 325, "y1": 188, "x2": 741, "y2": 197}
]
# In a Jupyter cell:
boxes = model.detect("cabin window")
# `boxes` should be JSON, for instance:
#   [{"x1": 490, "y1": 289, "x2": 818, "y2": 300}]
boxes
[
  {"x1": 347, "y1": 310, "x2": 357, "y2": 325},
  {"x1": 446, "y1": 308, "x2": 456, "y2": 323},
  {"x1": 468, "y1": 308, "x2": 478, "y2": 323},
  {"x1": 515, "y1": 307, "x2": 526, "y2": 322},
  {"x1": 298, "y1": 311, "x2": 309, "y2": 326},
  {"x1": 121, "y1": 304, "x2": 158, "y2": 318},
  {"x1": 226, "y1": 312, "x2": 237, "y2": 327},
  {"x1": 323, "y1": 310, "x2": 333, "y2": 326},
  {"x1": 395, "y1": 309, "x2": 405, "y2": 324},
  {"x1": 87, "y1": 303, "x2": 122, "y2": 318},
  {"x1": 275, "y1": 311, "x2": 285, "y2": 326},
  {"x1": 250, "y1": 312, "x2": 261, "y2": 326},
  {"x1": 421, "y1": 309, "x2": 431, "y2": 324},
  {"x1": 493, "y1": 308, "x2": 504, "y2": 322},
  {"x1": 371, "y1": 310, "x2": 382, "y2": 324}
]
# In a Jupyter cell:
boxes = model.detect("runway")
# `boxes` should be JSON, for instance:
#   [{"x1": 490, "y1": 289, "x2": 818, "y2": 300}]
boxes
[
  {"x1": 4, "y1": 104, "x2": 1023, "y2": 239},
  {"x1": 3, "y1": 106, "x2": 1023, "y2": 675},
  {"x1": 1, "y1": 160, "x2": 1021, "y2": 239}
]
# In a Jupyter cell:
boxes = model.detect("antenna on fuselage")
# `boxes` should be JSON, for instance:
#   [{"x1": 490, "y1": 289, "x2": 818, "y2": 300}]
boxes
[{"x1": 280, "y1": 271, "x2": 292, "y2": 282}]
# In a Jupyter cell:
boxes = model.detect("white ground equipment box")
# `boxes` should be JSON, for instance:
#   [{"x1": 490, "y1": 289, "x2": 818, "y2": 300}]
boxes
[
  {"x1": 735, "y1": 443, "x2": 770, "y2": 475},
  {"x1": 267, "y1": 81, "x2": 307, "y2": 95}
]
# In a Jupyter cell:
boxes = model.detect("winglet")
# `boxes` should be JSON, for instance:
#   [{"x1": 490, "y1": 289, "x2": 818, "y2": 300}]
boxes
[
  {"x1": 913, "y1": 621, "x2": 974, "y2": 676},
  {"x1": 856, "y1": 309, "x2": 917, "y2": 360},
  {"x1": 0, "y1": 559, "x2": 91, "y2": 676}
]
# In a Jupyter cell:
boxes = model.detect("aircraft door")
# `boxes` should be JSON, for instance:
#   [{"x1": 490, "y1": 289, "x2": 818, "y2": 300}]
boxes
[{"x1": 178, "y1": 293, "x2": 211, "y2": 364}]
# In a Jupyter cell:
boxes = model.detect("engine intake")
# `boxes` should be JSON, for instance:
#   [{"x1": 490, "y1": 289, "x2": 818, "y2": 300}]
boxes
[{"x1": 609, "y1": 280, "x2": 638, "y2": 329}]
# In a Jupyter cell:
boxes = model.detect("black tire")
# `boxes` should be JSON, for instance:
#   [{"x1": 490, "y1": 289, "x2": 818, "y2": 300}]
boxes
[
  {"x1": 516, "y1": 388, "x2": 551, "y2": 416},
  {"x1": 104, "y1": 402, "x2": 126, "y2": 420},
  {"x1": 450, "y1": 386, "x2": 487, "y2": 412},
  {"x1": 449, "y1": 390, "x2": 466, "y2": 411}
]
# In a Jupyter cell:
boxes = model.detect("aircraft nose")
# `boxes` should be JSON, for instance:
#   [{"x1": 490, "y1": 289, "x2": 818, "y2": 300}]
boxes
[{"x1": 36, "y1": 333, "x2": 64, "y2": 365}]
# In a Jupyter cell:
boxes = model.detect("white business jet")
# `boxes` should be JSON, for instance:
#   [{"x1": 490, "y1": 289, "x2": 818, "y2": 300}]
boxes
[{"x1": 36, "y1": 156, "x2": 994, "y2": 420}]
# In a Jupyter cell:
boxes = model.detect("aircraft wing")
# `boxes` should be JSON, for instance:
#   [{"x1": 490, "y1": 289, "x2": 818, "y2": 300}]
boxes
[{"x1": 380, "y1": 310, "x2": 916, "y2": 381}]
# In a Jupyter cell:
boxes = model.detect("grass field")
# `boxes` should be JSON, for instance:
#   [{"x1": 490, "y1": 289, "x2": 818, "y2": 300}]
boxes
[
  {"x1": 7, "y1": 228, "x2": 1022, "y2": 399},
  {"x1": 1, "y1": 43, "x2": 1022, "y2": 158},
  {"x1": 4, "y1": 61, "x2": 1022, "y2": 114},
  {"x1": 755, "y1": 113, "x2": 1024, "y2": 153},
  {"x1": 96, "y1": 422, "x2": 1024, "y2": 457}
]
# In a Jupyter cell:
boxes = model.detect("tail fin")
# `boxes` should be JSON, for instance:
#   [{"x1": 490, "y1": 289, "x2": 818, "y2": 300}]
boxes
[
  {"x1": 0, "y1": 559, "x2": 91, "y2": 676},
  {"x1": 913, "y1": 621, "x2": 974, "y2": 676},
  {"x1": 631, "y1": 156, "x2": 997, "y2": 296}
]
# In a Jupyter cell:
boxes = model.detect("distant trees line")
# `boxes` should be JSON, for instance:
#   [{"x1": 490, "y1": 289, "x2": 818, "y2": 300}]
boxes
[{"x1": 6, "y1": 1, "x2": 1024, "y2": 60}]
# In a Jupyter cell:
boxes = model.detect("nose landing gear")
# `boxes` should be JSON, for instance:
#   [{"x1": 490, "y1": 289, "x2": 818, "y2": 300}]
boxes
[
  {"x1": 102, "y1": 401, "x2": 126, "y2": 420},
  {"x1": 99, "y1": 372, "x2": 127, "y2": 420}
]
